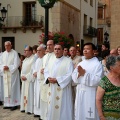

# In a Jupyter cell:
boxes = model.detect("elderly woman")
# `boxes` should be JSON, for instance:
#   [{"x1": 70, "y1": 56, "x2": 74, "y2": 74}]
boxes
[{"x1": 96, "y1": 55, "x2": 120, "y2": 120}]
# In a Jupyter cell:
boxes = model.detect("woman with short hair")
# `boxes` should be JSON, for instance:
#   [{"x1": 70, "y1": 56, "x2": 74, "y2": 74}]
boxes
[{"x1": 96, "y1": 55, "x2": 120, "y2": 120}]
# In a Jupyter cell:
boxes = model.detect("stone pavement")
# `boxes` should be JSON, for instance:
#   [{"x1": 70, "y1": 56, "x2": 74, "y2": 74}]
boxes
[{"x1": 0, "y1": 105, "x2": 39, "y2": 120}]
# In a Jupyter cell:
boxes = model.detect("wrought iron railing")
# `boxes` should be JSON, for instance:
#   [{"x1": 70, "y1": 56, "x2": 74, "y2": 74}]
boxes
[
  {"x1": 2, "y1": 15, "x2": 44, "y2": 27},
  {"x1": 83, "y1": 25, "x2": 97, "y2": 37}
]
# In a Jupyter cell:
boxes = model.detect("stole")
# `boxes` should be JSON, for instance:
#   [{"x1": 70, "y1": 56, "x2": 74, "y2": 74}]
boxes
[{"x1": 3, "y1": 71, "x2": 11, "y2": 97}]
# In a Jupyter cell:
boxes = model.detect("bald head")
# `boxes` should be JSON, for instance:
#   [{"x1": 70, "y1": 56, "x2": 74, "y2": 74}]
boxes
[
  {"x1": 69, "y1": 46, "x2": 77, "y2": 58},
  {"x1": 110, "y1": 49, "x2": 118, "y2": 56},
  {"x1": 117, "y1": 46, "x2": 120, "y2": 55},
  {"x1": 47, "y1": 40, "x2": 54, "y2": 53}
]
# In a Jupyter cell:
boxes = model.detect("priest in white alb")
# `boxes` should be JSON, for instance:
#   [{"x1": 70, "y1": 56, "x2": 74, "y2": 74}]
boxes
[
  {"x1": 0, "y1": 50, "x2": 4, "y2": 105},
  {"x1": 0, "y1": 69, "x2": 4, "y2": 105},
  {"x1": 44, "y1": 44, "x2": 74, "y2": 120},
  {"x1": 32, "y1": 44, "x2": 45, "y2": 117},
  {"x1": 20, "y1": 46, "x2": 35, "y2": 114},
  {"x1": 0, "y1": 41, "x2": 20, "y2": 111},
  {"x1": 72, "y1": 43, "x2": 103, "y2": 120},
  {"x1": 40, "y1": 40, "x2": 56, "y2": 120}
]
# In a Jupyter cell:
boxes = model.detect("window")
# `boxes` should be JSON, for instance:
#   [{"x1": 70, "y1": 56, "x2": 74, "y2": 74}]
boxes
[
  {"x1": 90, "y1": 0, "x2": 93, "y2": 6},
  {"x1": 98, "y1": 7, "x2": 104, "y2": 19},
  {"x1": 83, "y1": 14, "x2": 87, "y2": 34},
  {"x1": 23, "y1": 2, "x2": 36, "y2": 26},
  {"x1": 84, "y1": 14, "x2": 87, "y2": 26},
  {"x1": 97, "y1": 28, "x2": 103, "y2": 44},
  {"x1": 90, "y1": 17, "x2": 93, "y2": 27}
]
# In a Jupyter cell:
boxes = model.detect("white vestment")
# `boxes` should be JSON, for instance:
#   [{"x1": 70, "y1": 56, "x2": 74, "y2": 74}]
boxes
[
  {"x1": 20, "y1": 54, "x2": 35, "y2": 113},
  {"x1": 69, "y1": 55, "x2": 82, "y2": 104},
  {"x1": 0, "y1": 49, "x2": 20, "y2": 107},
  {"x1": 72, "y1": 57, "x2": 103, "y2": 120},
  {"x1": 0, "y1": 74, "x2": 4, "y2": 102},
  {"x1": 0, "y1": 52, "x2": 4, "y2": 102},
  {"x1": 69, "y1": 55, "x2": 82, "y2": 68},
  {"x1": 33, "y1": 57, "x2": 44, "y2": 115},
  {"x1": 40, "y1": 52, "x2": 56, "y2": 120},
  {"x1": 44, "y1": 56, "x2": 74, "y2": 120}
]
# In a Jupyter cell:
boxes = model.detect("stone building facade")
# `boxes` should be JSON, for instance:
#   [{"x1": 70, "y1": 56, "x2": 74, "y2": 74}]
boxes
[
  {"x1": 0, "y1": 0, "x2": 98, "y2": 53},
  {"x1": 110, "y1": 0, "x2": 120, "y2": 49}
]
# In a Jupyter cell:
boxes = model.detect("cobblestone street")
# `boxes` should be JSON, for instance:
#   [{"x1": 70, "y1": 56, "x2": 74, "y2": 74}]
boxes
[{"x1": 0, "y1": 105, "x2": 39, "y2": 120}]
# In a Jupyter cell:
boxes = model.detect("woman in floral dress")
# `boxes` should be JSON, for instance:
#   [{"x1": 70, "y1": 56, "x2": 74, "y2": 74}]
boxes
[{"x1": 96, "y1": 55, "x2": 120, "y2": 120}]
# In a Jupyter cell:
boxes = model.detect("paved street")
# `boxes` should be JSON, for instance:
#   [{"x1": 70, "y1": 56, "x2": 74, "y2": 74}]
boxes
[{"x1": 0, "y1": 105, "x2": 39, "y2": 120}]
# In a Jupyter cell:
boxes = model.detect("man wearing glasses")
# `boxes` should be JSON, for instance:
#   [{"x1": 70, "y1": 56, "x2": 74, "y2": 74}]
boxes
[{"x1": 20, "y1": 46, "x2": 35, "y2": 114}]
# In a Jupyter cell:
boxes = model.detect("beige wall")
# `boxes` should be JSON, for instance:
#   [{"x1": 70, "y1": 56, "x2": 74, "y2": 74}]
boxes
[
  {"x1": 80, "y1": 0, "x2": 98, "y2": 44},
  {"x1": 0, "y1": 0, "x2": 44, "y2": 54},
  {"x1": 0, "y1": 0, "x2": 97, "y2": 52},
  {"x1": 64, "y1": 0, "x2": 80, "y2": 10},
  {"x1": 98, "y1": 0, "x2": 111, "y2": 44},
  {"x1": 110, "y1": 0, "x2": 120, "y2": 49},
  {"x1": 0, "y1": 30, "x2": 42, "y2": 54},
  {"x1": 51, "y1": 2, "x2": 80, "y2": 42}
]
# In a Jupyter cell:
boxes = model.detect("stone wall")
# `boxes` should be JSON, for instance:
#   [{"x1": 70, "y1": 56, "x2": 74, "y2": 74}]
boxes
[
  {"x1": 111, "y1": 0, "x2": 120, "y2": 49},
  {"x1": 51, "y1": 2, "x2": 80, "y2": 44}
]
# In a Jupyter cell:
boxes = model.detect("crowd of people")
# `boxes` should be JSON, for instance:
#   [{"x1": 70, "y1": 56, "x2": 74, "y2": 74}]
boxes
[{"x1": 0, "y1": 40, "x2": 120, "y2": 120}]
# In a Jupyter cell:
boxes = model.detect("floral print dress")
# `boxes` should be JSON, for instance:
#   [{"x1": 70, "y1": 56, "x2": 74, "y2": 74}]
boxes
[{"x1": 99, "y1": 76, "x2": 120, "y2": 120}]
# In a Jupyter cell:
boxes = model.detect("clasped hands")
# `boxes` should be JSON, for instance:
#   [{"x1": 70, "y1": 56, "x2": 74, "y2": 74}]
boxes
[
  {"x1": 4, "y1": 66, "x2": 9, "y2": 71},
  {"x1": 77, "y1": 65, "x2": 86, "y2": 78},
  {"x1": 41, "y1": 68, "x2": 44, "y2": 74},
  {"x1": 48, "y1": 77, "x2": 57, "y2": 84},
  {"x1": 21, "y1": 76, "x2": 27, "y2": 81},
  {"x1": 33, "y1": 72, "x2": 37, "y2": 78}
]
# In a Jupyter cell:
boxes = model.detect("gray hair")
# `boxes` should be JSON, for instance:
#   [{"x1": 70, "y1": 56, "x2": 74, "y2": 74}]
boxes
[
  {"x1": 106, "y1": 55, "x2": 120, "y2": 70},
  {"x1": 5, "y1": 41, "x2": 11, "y2": 45},
  {"x1": 39, "y1": 44, "x2": 46, "y2": 49}
]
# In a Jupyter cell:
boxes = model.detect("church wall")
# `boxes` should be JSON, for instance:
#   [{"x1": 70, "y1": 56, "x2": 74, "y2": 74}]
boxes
[{"x1": 110, "y1": 0, "x2": 120, "y2": 49}]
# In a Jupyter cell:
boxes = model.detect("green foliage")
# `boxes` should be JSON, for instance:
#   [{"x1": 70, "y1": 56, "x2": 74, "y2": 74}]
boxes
[{"x1": 39, "y1": 32, "x2": 74, "y2": 49}]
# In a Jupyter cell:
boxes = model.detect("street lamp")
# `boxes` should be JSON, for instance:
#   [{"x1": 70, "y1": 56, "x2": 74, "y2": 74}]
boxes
[
  {"x1": 0, "y1": 3, "x2": 7, "y2": 27},
  {"x1": 76, "y1": 41, "x2": 80, "y2": 48},
  {"x1": 38, "y1": 0, "x2": 56, "y2": 44}
]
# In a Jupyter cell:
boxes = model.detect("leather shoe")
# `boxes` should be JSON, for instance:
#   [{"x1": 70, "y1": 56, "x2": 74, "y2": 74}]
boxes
[
  {"x1": 0, "y1": 101, "x2": 3, "y2": 106},
  {"x1": 34, "y1": 114, "x2": 40, "y2": 117},
  {"x1": 3, "y1": 107, "x2": 11, "y2": 109},
  {"x1": 21, "y1": 110, "x2": 25, "y2": 113},
  {"x1": 10, "y1": 106, "x2": 18, "y2": 111},
  {"x1": 27, "y1": 112, "x2": 32, "y2": 115}
]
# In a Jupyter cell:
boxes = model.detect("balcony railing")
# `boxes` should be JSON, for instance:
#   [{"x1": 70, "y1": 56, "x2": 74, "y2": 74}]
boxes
[
  {"x1": 2, "y1": 15, "x2": 44, "y2": 28},
  {"x1": 83, "y1": 25, "x2": 97, "y2": 37}
]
